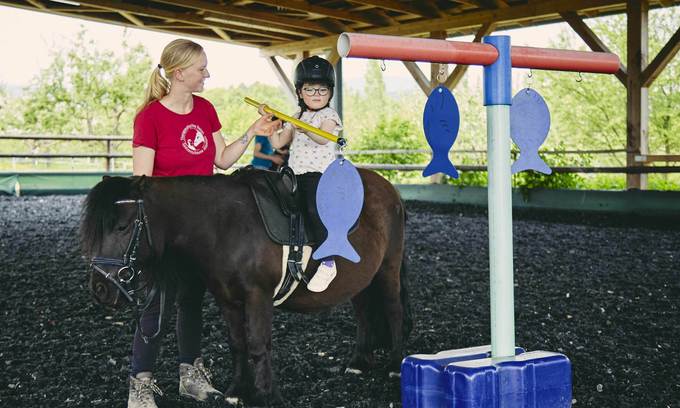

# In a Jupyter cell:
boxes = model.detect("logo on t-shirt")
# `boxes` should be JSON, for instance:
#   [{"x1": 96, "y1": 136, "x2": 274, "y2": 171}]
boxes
[{"x1": 181, "y1": 124, "x2": 208, "y2": 155}]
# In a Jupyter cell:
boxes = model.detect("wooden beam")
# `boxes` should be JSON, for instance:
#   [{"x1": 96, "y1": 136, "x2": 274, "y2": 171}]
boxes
[
  {"x1": 560, "y1": 11, "x2": 628, "y2": 85},
  {"x1": 149, "y1": 0, "x2": 336, "y2": 34},
  {"x1": 444, "y1": 22, "x2": 495, "y2": 90},
  {"x1": 346, "y1": 0, "x2": 436, "y2": 17},
  {"x1": 430, "y1": 31, "x2": 448, "y2": 89},
  {"x1": 626, "y1": 0, "x2": 649, "y2": 189},
  {"x1": 266, "y1": 56, "x2": 297, "y2": 103},
  {"x1": 211, "y1": 27, "x2": 232, "y2": 41},
  {"x1": 119, "y1": 11, "x2": 144, "y2": 27},
  {"x1": 202, "y1": 12, "x2": 315, "y2": 38},
  {"x1": 1, "y1": 0, "x2": 251, "y2": 44},
  {"x1": 24, "y1": 0, "x2": 46, "y2": 9},
  {"x1": 402, "y1": 61, "x2": 432, "y2": 95},
  {"x1": 641, "y1": 23, "x2": 680, "y2": 87},
  {"x1": 248, "y1": 0, "x2": 384, "y2": 26},
  {"x1": 261, "y1": 0, "x2": 636, "y2": 56},
  {"x1": 326, "y1": 47, "x2": 341, "y2": 66}
]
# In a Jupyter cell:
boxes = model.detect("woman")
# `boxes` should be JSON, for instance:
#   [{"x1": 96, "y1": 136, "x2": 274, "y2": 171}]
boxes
[{"x1": 129, "y1": 39, "x2": 280, "y2": 408}]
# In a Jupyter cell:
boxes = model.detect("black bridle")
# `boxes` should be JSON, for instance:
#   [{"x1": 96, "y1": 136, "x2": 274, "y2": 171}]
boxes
[{"x1": 89, "y1": 199, "x2": 165, "y2": 343}]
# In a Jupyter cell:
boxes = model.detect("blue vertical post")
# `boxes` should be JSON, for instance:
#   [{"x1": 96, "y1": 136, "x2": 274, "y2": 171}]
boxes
[{"x1": 483, "y1": 36, "x2": 515, "y2": 358}]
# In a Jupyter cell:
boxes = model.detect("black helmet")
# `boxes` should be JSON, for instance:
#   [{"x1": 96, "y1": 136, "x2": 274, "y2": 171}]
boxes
[{"x1": 294, "y1": 56, "x2": 335, "y2": 88}]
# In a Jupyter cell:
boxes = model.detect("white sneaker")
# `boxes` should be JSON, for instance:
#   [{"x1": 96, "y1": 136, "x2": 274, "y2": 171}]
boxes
[
  {"x1": 307, "y1": 259, "x2": 337, "y2": 293},
  {"x1": 128, "y1": 372, "x2": 163, "y2": 408}
]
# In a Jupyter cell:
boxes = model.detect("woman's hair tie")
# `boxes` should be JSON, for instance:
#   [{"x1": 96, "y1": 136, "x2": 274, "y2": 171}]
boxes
[{"x1": 157, "y1": 64, "x2": 162, "y2": 70}]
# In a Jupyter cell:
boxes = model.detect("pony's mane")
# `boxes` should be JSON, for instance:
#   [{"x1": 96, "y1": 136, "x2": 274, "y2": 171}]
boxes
[{"x1": 79, "y1": 176, "x2": 137, "y2": 259}]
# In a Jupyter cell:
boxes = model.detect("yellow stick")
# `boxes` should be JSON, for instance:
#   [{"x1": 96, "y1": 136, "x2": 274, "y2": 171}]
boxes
[{"x1": 244, "y1": 97, "x2": 345, "y2": 146}]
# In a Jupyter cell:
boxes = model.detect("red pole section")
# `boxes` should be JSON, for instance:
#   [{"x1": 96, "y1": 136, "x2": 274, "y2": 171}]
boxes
[
  {"x1": 338, "y1": 33, "x2": 620, "y2": 74},
  {"x1": 337, "y1": 33, "x2": 498, "y2": 66},
  {"x1": 511, "y1": 46, "x2": 620, "y2": 73}
]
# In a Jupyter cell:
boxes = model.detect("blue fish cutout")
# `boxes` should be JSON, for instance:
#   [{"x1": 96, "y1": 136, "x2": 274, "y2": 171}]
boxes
[
  {"x1": 510, "y1": 88, "x2": 552, "y2": 175},
  {"x1": 312, "y1": 158, "x2": 364, "y2": 263},
  {"x1": 422, "y1": 85, "x2": 460, "y2": 179}
]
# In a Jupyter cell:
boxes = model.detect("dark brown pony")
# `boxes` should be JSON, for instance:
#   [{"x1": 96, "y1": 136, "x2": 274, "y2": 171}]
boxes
[{"x1": 80, "y1": 169, "x2": 410, "y2": 407}]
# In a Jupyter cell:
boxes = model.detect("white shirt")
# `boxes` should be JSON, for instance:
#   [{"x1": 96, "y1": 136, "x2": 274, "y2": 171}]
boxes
[{"x1": 287, "y1": 107, "x2": 343, "y2": 174}]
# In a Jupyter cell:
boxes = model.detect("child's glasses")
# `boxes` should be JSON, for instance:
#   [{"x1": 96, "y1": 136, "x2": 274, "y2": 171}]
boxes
[{"x1": 302, "y1": 87, "x2": 330, "y2": 96}]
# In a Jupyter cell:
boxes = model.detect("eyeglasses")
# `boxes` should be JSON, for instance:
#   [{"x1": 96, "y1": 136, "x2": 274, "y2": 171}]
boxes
[{"x1": 302, "y1": 87, "x2": 330, "y2": 96}]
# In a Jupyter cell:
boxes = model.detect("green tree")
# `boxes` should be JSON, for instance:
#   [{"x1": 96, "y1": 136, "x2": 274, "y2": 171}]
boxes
[
  {"x1": 15, "y1": 28, "x2": 151, "y2": 136},
  {"x1": 524, "y1": 8, "x2": 680, "y2": 189}
]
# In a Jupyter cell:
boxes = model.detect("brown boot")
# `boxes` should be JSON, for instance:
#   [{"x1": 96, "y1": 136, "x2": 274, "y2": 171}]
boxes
[
  {"x1": 128, "y1": 372, "x2": 163, "y2": 408},
  {"x1": 179, "y1": 357, "x2": 223, "y2": 401}
]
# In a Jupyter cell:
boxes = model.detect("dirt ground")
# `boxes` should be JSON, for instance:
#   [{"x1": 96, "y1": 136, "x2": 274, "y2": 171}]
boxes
[{"x1": 0, "y1": 195, "x2": 679, "y2": 407}]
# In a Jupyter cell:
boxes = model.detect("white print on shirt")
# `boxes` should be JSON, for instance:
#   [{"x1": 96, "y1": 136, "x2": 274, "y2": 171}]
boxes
[
  {"x1": 181, "y1": 124, "x2": 208, "y2": 155},
  {"x1": 287, "y1": 107, "x2": 343, "y2": 175}
]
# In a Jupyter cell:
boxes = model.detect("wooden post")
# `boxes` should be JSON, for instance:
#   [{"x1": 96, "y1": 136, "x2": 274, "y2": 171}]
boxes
[
  {"x1": 626, "y1": 0, "x2": 649, "y2": 190},
  {"x1": 106, "y1": 139, "x2": 112, "y2": 172}
]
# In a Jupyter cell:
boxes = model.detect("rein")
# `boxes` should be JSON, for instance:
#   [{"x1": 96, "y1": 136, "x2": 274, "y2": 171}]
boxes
[{"x1": 89, "y1": 199, "x2": 165, "y2": 343}]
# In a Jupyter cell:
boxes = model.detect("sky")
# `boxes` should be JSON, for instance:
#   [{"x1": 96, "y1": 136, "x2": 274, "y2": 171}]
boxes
[{"x1": 0, "y1": 4, "x2": 569, "y2": 94}]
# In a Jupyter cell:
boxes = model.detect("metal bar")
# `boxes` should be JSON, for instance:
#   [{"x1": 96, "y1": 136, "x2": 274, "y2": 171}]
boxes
[{"x1": 338, "y1": 32, "x2": 621, "y2": 73}]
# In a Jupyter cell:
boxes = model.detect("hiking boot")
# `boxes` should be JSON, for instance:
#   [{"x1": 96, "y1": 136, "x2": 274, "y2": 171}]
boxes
[
  {"x1": 307, "y1": 259, "x2": 337, "y2": 293},
  {"x1": 179, "y1": 357, "x2": 223, "y2": 401},
  {"x1": 128, "y1": 372, "x2": 163, "y2": 408}
]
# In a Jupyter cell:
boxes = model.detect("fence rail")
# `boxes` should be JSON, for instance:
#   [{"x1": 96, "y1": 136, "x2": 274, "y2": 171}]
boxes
[{"x1": 2, "y1": 135, "x2": 679, "y2": 173}]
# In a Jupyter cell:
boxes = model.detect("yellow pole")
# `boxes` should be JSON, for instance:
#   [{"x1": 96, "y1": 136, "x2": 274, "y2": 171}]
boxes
[{"x1": 244, "y1": 97, "x2": 345, "y2": 146}]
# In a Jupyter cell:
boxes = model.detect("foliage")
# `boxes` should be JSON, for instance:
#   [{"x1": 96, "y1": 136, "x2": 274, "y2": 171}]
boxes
[{"x1": 350, "y1": 116, "x2": 428, "y2": 183}]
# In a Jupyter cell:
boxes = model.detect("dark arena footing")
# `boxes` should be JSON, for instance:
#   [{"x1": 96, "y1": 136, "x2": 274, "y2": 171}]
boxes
[{"x1": 1, "y1": 196, "x2": 679, "y2": 407}]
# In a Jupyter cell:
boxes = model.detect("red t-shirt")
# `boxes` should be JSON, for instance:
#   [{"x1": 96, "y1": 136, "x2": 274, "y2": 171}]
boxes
[{"x1": 133, "y1": 95, "x2": 222, "y2": 176}]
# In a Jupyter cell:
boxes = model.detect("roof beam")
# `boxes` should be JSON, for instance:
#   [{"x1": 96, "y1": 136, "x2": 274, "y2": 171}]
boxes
[
  {"x1": 641, "y1": 23, "x2": 680, "y2": 87},
  {"x1": 266, "y1": 56, "x2": 297, "y2": 103},
  {"x1": 444, "y1": 22, "x2": 496, "y2": 90},
  {"x1": 248, "y1": 0, "x2": 384, "y2": 26},
  {"x1": 261, "y1": 0, "x2": 632, "y2": 56},
  {"x1": 346, "y1": 0, "x2": 438, "y2": 17},
  {"x1": 150, "y1": 0, "x2": 336, "y2": 34},
  {"x1": 211, "y1": 27, "x2": 232, "y2": 41},
  {"x1": 119, "y1": 11, "x2": 144, "y2": 27},
  {"x1": 402, "y1": 61, "x2": 432, "y2": 95},
  {"x1": 560, "y1": 11, "x2": 628, "y2": 85},
  {"x1": 73, "y1": 0, "x2": 303, "y2": 42}
]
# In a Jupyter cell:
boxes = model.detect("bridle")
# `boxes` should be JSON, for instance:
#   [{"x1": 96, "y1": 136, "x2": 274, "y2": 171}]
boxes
[{"x1": 89, "y1": 199, "x2": 165, "y2": 343}]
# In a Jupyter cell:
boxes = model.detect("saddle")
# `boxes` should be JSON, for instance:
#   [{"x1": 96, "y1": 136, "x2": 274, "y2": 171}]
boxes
[{"x1": 232, "y1": 166, "x2": 323, "y2": 303}]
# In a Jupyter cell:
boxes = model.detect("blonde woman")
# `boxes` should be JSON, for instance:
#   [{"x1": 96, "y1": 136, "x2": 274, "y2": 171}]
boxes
[{"x1": 128, "y1": 39, "x2": 279, "y2": 408}]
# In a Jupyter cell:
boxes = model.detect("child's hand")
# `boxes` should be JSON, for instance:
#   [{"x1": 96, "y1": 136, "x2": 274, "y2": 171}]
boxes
[{"x1": 271, "y1": 155, "x2": 285, "y2": 165}]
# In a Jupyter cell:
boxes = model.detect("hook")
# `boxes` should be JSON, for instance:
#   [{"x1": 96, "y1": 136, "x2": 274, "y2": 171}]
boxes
[
  {"x1": 380, "y1": 60, "x2": 386, "y2": 72},
  {"x1": 576, "y1": 72, "x2": 583, "y2": 83},
  {"x1": 437, "y1": 64, "x2": 447, "y2": 83},
  {"x1": 526, "y1": 68, "x2": 533, "y2": 92}
]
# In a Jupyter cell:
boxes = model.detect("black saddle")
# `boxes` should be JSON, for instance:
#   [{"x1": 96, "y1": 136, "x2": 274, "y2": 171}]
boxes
[{"x1": 234, "y1": 166, "x2": 324, "y2": 246}]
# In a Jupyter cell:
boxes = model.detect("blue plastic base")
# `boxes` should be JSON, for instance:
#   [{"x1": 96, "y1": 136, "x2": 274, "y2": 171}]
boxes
[{"x1": 401, "y1": 346, "x2": 571, "y2": 408}]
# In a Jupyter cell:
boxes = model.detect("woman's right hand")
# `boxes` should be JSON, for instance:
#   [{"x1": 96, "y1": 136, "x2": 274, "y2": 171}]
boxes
[{"x1": 249, "y1": 113, "x2": 281, "y2": 137}]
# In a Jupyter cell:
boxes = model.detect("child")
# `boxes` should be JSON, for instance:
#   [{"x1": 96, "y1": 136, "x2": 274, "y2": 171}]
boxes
[
  {"x1": 251, "y1": 134, "x2": 284, "y2": 170},
  {"x1": 267, "y1": 55, "x2": 342, "y2": 293}
]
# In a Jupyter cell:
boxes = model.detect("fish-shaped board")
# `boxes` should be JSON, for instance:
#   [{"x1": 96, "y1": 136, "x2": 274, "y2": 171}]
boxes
[
  {"x1": 510, "y1": 88, "x2": 552, "y2": 174},
  {"x1": 422, "y1": 85, "x2": 460, "y2": 179},
  {"x1": 312, "y1": 158, "x2": 364, "y2": 263}
]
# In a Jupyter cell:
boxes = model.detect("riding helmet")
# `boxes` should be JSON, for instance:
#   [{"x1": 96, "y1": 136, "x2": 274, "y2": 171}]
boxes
[{"x1": 294, "y1": 56, "x2": 335, "y2": 89}]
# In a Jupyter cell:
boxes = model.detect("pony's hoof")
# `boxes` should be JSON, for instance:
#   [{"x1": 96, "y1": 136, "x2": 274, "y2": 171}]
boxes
[
  {"x1": 344, "y1": 367, "x2": 363, "y2": 375},
  {"x1": 225, "y1": 396, "x2": 243, "y2": 406}
]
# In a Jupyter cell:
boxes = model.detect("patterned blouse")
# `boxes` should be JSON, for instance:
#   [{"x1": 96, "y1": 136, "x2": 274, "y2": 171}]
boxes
[{"x1": 286, "y1": 107, "x2": 343, "y2": 174}]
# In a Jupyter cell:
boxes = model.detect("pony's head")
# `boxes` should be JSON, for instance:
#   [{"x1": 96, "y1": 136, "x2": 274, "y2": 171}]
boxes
[{"x1": 80, "y1": 176, "x2": 155, "y2": 308}]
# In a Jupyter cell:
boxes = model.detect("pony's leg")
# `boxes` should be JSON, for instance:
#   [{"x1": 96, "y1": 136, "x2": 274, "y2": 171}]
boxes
[
  {"x1": 373, "y1": 257, "x2": 406, "y2": 375},
  {"x1": 245, "y1": 289, "x2": 284, "y2": 407},
  {"x1": 347, "y1": 289, "x2": 376, "y2": 373},
  {"x1": 220, "y1": 304, "x2": 251, "y2": 403}
]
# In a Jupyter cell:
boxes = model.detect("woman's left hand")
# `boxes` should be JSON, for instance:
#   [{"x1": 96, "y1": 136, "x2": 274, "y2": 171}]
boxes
[{"x1": 250, "y1": 113, "x2": 281, "y2": 136}]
